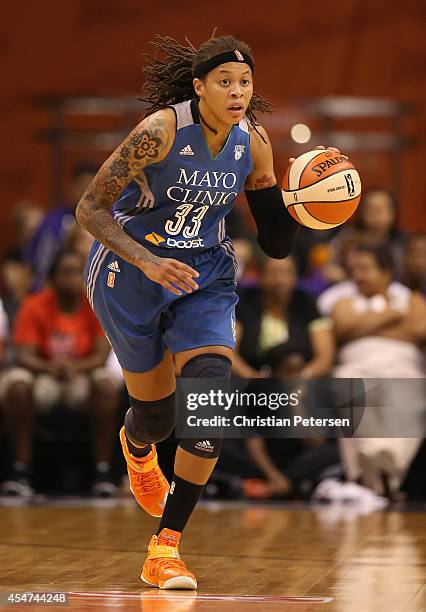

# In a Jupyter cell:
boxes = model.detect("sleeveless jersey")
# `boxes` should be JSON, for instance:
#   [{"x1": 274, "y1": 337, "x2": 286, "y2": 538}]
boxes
[{"x1": 112, "y1": 100, "x2": 253, "y2": 257}]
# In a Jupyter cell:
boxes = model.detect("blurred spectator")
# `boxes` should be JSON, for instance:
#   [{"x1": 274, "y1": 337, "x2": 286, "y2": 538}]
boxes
[
  {"x1": 293, "y1": 226, "x2": 337, "y2": 277},
  {"x1": 2, "y1": 201, "x2": 43, "y2": 325},
  {"x1": 318, "y1": 237, "x2": 407, "y2": 317},
  {"x1": 232, "y1": 237, "x2": 259, "y2": 286},
  {"x1": 332, "y1": 188, "x2": 405, "y2": 273},
  {"x1": 298, "y1": 242, "x2": 347, "y2": 298},
  {"x1": 331, "y1": 245, "x2": 426, "y2": 496},
  {"x1": 0, "y1": 250, "x2": 121, "y2": 498},
  {"x1": 401, "y1": 233, "x2": 426, "y2": 295},
  {"x1": 213, "y1": 347, "x2": 341, "y2": 500},
  {"x1": 315, "y1": 188, "x2": 405, "y2": 313},
  {"x1": 27, "y1": 162, "x2": 97, "y2": 291},
  {"x1": 244, "y1": 351, "x2": 341, "y2": 499},
  {"x1": 65, "y1": 224, "x2": 94, "y2": 260},
  {"x1": 234, "y1": 255, "x2": 334, "y2": 377},
  {"x1": 244, "y1": 435, "x2": 340, "y2": 499}
]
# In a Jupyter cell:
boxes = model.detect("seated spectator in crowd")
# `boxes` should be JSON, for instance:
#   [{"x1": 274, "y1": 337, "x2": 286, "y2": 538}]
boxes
[
  {"x1": 244, "y1": 344, "x2": 340, "y2": 499},
  {"x1": 293, "y1": 223, "x2": 337, "y2": 278},
  {"x1": 65, "y1": 224, "x2": 94, "y2": 260},
  {"x1": 234, "y1": 255, "x2": 334, "y2": 378},
  {"x1": 27, "y1": 162, "x2": 97, "y2": 291},
  {"x1": 318, "y1": 237, "x2": 408, "y2": 317},
  {"x1": 331, "y1": 245, "x2": 426, "y2": 496},
  {"x1": 298, "y1": 242, "x2": 347, "y2": 298},
  {"x1": 0, "y1": 250, "x2": 121, "y2": 498},
  {"x1": 332, "y1": 188, "x2": 405, "y2": 273},
  {"x1": 2, "y1": 201, "x2": 43, "y2": 326},
  {"x1": 317, "y1": 189, "x2": 404, "y2": 316},
  {"x1": 401, "y1": 233, "x2": 426, "y2": 295},
  {"x1": 232, "y1": 238, "x2": 256, "y2": 286}
]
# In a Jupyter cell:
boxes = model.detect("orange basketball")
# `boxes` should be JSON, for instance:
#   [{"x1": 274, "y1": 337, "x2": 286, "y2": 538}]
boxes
[{"x1": 282, "y1": 149, "x2": 362, "y2": 230}]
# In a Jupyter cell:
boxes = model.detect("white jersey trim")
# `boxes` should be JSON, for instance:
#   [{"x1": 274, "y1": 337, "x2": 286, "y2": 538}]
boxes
[
  {"x1": 238, "y1": 116, "x2": 250, "y2": 134},
  {"x1": 173, "y1": 100, "x2": 194, "y2": 131}
]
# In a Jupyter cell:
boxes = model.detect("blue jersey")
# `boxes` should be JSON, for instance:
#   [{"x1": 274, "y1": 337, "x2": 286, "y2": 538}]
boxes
[{"x1": 113, "y1": 100, "x2": 253, "y2": 257}]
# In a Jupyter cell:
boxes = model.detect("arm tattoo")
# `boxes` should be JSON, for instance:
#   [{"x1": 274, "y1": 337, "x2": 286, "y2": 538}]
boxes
[
  {"x1": 254, "y1": 174, "x2": 275, "y2": 189},
  {"x1": 76, "y1": 114, "x2": 170, "y2": 267},
  {"x1": 109, "y1": 159, "x2": 130, "y2": 179}
]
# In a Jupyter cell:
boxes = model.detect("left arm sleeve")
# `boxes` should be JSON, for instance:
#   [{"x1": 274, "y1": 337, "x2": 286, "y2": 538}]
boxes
[{"x1": 245, "y1": 185, "x2": 299, "y2": 259}]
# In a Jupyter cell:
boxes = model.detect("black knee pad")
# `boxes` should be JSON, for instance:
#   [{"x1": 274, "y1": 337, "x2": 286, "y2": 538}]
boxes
[
  {"x1": 124, "y1": 392, "x2": 175, "y2": 445},
  {"x1": 179, "y1": 437, "x2": 223, "y2": 459},
  {"x1": 180, "y1": 354, "x2": 232, "y2": 379},
  {"x1": 179, "y1": 354, "x2": 229, "y2": 459}
]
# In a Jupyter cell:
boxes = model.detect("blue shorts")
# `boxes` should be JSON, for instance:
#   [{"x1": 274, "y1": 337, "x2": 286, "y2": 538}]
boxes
[{"x1": 85, "y1": 240, "x2": 238, "y2": 372}]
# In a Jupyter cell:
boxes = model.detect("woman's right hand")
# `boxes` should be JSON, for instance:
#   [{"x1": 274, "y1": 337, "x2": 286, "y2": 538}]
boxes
[{"x1": 137, "y1": 254, "x2": 199, "y2": 295}]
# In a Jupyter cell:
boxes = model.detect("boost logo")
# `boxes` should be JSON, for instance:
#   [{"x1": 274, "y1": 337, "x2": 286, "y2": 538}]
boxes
[
  {"x1": 145, "y1": 232, "x2": 166, "y2": 246},
  {"x1": 167, "y1": 237, "x2": 204, "y2": 249}
]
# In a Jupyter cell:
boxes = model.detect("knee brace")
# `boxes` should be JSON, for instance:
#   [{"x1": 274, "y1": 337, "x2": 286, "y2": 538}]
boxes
[
  {"x1": 124, "y1": 392, "x2": 175, "y2": 446},
  {"x1": 179, "y1": 354, "x2": 230, "y2": 459},
  {"x1": 180, "y1": 353, "x2": 232, "y2": 379}
]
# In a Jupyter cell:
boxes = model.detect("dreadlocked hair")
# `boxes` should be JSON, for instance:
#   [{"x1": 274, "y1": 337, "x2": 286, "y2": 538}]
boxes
[{"x1": 139, "y1": 34, "x2": 272, "y2": 142}]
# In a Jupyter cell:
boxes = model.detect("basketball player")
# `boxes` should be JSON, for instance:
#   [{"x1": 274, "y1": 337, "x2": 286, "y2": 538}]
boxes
[{"x1": 77, "y1": 34, "x2": 343, "y2": 589}]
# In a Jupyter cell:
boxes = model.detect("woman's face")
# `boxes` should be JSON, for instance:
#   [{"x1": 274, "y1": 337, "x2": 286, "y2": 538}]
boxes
[
  {"x1": 361, "y1": 190, "x2": 395, "y2": 233},
  {"x1": 261, "y1": 258, "x2": 297, "y2": 300},
  {"x1": 351, "y1": 251, "x2": 391, "y2": 296},
  {"x1": 404, "y1": 236, "x2": 426, "y2": 279},
  {"x1": 53, "y1": 253, "x2": 85, "y2": 297},
  {"x1": 194, "y1": 62, "x2": 253, "y2": 126}
]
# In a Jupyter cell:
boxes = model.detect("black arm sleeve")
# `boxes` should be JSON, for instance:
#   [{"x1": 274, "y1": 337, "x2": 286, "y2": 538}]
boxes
[{"x1": 245, "y1": 185, "x2": 300, "y2": 259}]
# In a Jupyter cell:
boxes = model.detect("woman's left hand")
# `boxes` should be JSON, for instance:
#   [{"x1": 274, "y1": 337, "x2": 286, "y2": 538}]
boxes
[{"x1": 289, "y1": 145, "x2": 348, "y2": 165}]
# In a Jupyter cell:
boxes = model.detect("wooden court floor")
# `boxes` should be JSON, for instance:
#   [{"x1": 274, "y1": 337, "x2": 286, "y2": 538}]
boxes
[{"x1": 0, "y1": 499, "x2": 425, "y2": 612}]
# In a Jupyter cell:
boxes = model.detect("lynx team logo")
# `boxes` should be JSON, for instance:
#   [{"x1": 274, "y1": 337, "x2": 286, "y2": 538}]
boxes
[{"x1": 234, "y1": 145, "x2": 245, "y2": 161}]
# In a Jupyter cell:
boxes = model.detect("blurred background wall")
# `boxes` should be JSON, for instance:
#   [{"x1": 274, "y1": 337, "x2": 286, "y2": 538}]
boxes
[{"x1": 1, "y1": 0, "x2": 426, "y2": 253}]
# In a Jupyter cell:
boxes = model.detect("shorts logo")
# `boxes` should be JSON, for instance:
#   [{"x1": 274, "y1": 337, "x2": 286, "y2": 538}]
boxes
[
  {"x1": 107, "y1": 271, "x2": 115, "y2": 288},
  {"x1": 107, "y1": 260, "x2": 120, "y2": 273},
  {"x1": 195, "y1": 440, "x2": 214, "y2": 453},
  {"x1": 234, "y1": 50, "x2": 244, "y2": 61},
  {"x1": 234, "y1": 145, "x2": 245, "y2": 161},
  {"x1": 231, "y1": 314, "x2": 236, "y2": 341},
  {"x1": 145, "y1": 232, "x2": 166, "y2": 246}
]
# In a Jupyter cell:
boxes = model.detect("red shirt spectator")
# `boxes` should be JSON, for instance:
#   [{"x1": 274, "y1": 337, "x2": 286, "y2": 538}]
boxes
[{"x1": 13, "y1": 287, "x2": 104, "y2": 361}]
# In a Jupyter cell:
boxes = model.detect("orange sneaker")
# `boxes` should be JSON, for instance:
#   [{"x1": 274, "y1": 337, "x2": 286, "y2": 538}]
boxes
[
  {"x1": 119, "y1": 427, "x2": 169, "y2": 517},
  {"x1": 141, "y1": 528, "x2": 197, "y2": 590}
]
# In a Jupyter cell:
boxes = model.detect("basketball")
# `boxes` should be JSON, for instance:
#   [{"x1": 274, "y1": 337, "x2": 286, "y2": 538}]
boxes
[{"x1": 282, "y1": 149, "x2": 362, "y2": 229}]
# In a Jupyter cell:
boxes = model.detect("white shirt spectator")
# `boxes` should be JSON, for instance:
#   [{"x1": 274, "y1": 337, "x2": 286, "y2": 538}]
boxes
[{"x1": 318, "y1": 280, "x2": 411, "y2": 317}]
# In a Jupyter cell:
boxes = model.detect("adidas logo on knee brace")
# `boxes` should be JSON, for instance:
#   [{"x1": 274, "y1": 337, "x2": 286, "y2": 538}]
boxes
[{"x1": 194, "y1": 440, "x2": 214, "y2": 453}]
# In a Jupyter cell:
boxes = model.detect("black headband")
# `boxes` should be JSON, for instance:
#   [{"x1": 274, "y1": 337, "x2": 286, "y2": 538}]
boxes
[{"x1": 193, "y1": 49, "x2": 254, "y2": 79}]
